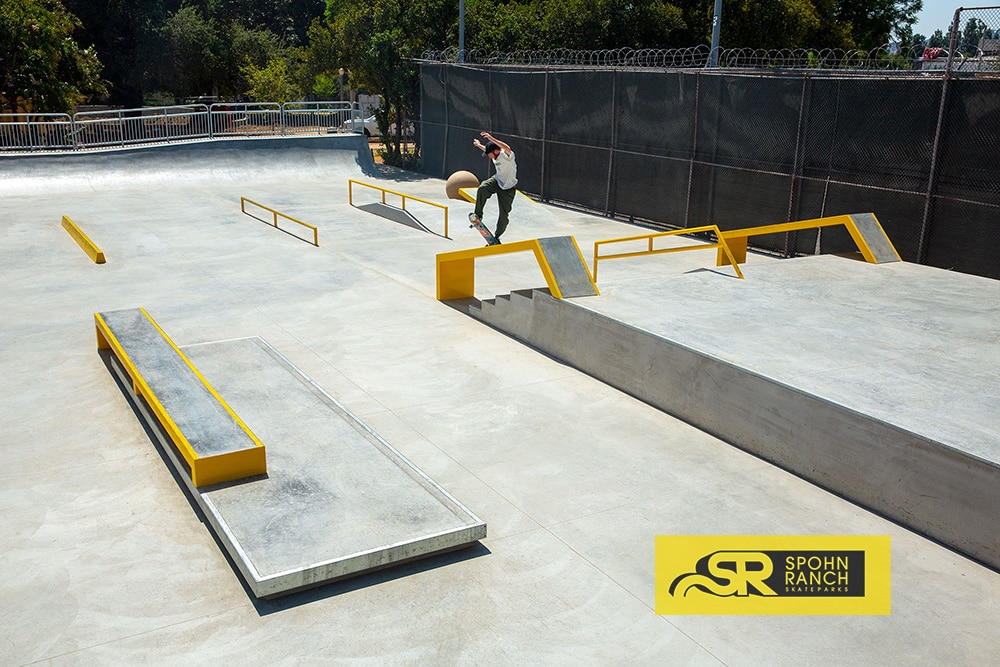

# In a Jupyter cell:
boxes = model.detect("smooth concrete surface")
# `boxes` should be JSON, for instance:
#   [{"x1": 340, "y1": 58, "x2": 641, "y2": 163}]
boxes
[
  {"x1": 141, "y1": 336, "x2": 483, "y2": 598},
  {"x1": 2, "y1": 137, "x2": 999, "y2": 664}
]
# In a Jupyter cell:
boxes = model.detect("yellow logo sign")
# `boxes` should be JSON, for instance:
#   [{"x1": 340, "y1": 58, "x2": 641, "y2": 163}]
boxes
[{"x1": 656, "y1": 536, "x2": 890, "y2": 615}]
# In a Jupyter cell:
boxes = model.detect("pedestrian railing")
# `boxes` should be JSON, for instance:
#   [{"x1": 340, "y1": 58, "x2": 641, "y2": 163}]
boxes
[{"x1": 1, "y1": 101, "x2": 359, "y2": 153}]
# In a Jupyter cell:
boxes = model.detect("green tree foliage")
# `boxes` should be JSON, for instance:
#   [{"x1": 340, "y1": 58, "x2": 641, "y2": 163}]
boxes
[
  {"x1": 829, "y1": 0, "x2": 922, "y2": 49},
  {"x1": 0, "y1": 0, "x2": 107, "y2": 113},
  {"x1": 324, "y1": 0, "x2": 454, "y2": 167},
  {"x1": 62, "y1": 0, "x2": 178, "y2": 107},
  {"x1": 242, "y1": 57, "x2": 296, "y2": 102},
  {"x1": 467, "y1": 0, "x2": 684, "y2": 51},
  {"x1": 959, "y1": 18, "x2": 987, "y2": 55},
  {"x1": 151, "y1": 4, "x2": 298, "y2": 101},
  {"x1": 718, "y1": 0, "x2": 824, "y2": 50},
  {"x1": 300, "y1": 16, "x2": 344, "y2": 99}
]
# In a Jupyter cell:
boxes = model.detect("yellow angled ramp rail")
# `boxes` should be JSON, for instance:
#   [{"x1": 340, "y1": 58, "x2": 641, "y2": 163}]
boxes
[
  {"x1": 62, "y1": 215, "x2": 106, "y2": 263},
  {"x1": 96, "y1": 308, "x2": 267, "y2": 487},
  {"x1": 716, "y1": 212, "x2": 901, "y2": 266},
  {"x1": 437, "y1": 236, "x2": 598, "y2": 301}
]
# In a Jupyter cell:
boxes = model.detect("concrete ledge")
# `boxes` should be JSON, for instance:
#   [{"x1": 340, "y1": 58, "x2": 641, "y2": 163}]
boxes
[
  {"x1": 96, "y1": 308, "x2": 266, "y2": 487},
  {"x1": 470, "y1": 288, "x2": 1000, "y2": 571}
]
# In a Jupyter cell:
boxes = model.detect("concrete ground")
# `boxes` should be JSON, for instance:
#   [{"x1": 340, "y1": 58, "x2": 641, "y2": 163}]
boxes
[{"x1": 1, "y1": 136, "x2": 998, "y2": 665}]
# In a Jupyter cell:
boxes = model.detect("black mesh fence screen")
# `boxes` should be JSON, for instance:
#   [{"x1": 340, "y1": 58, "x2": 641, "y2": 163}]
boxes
[{"x1": 421, "y1": 58, "x2": 1000, "y2": 279}]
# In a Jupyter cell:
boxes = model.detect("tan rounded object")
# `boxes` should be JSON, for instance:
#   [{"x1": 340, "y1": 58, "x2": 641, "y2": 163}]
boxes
[{"x1": 445, "y1": 170, "x2": 479, "y2": 200}]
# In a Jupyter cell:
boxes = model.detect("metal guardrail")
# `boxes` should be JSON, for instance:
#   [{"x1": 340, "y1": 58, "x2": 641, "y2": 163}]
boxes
[
  {"x1": 240, "y1": 197, "x2": 319, "y2": 246},
  {"x1": 1, "y1": 101, "x2": 360, "y2": 153},
  {"x1": 348, "y1": 179, "x2": 450, "y2": 238},
  {"x1": 593, "y1": 226, "x2": 744, "y2": 281}
]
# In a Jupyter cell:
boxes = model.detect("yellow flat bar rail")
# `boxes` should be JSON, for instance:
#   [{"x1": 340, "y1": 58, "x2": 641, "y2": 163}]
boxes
[
  {"x1": 593, "y1": 225, "x2": 744, "y2": 282},
  {"x1": 61, "y1": 215, "x2": 106, "y2": 263},
  {"x1": 349, "y1": 179, "x2": 449, "y2": 238},
  {"x1": 240, "y1": 196, "x2": 318, "y2": 246},
  {"x1": 437, "y1": 238, "x2": 569, "y2": 301},
  {"x1": 95, "y1": 308, "x2": 267, "y2": 487},
  {"x1": 715, "y1": 213, "x2": 902, "y2": 265}
]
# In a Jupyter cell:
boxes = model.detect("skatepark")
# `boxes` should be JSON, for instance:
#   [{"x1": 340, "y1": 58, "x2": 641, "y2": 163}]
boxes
[{"x1": 2, "y1": 134, "x2": 999, "y2": 663}]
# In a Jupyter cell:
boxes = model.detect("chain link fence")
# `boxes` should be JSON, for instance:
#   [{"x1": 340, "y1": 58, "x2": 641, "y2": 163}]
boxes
[{"x1": 420, "y1": 7, "x2": 1000, "y2": 279}]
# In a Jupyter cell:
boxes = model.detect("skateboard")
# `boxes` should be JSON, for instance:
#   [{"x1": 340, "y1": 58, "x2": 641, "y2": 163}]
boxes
[{"x1": 469, "y1": 212, "x2": 500, "y2": 245}]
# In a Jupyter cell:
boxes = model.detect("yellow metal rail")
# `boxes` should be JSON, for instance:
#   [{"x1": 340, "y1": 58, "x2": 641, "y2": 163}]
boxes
[
  {"x1": 593, "y1": 225, "x2": 744, "y2": 282},
  {"x1": 349, "y1": 179, "x2": 449, "y2": 238},
  {"x1": 240, "y1": 196, "x2": 318, "y2": 246},
  {"x1": 715, "y1": 213, "x2": 901, "y2": 266},
  {"x1": 61, "y1": 215, "x2": 106, "y2": 263}
]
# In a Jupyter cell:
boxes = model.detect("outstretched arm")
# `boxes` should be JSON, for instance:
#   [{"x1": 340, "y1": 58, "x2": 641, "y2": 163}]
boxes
[{"x1": 480, "y1": 131, "x2": 512, "y2": 156}]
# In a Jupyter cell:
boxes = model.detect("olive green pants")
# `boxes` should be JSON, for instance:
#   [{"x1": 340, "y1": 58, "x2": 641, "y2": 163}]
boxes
[{"x1": 474, "y1": 177, "x2": 516, "y2": 239}]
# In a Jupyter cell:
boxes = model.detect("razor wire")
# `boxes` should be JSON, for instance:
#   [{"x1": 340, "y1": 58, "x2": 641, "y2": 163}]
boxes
[
  {"x1": 421, "y1": 4, "x2": 1000, "y2": 76},
  {"x1": 420, "y1": 45, "x2": 922, "y2": 70}
]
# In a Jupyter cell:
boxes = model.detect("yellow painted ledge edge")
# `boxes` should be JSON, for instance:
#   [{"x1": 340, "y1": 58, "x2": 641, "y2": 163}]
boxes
[
  {"x1": 62, "y1": 215, "x2": 106, "y2": 264},
  {"x1": 95, "y1": 309, "x2": 267, "y2": 487}
]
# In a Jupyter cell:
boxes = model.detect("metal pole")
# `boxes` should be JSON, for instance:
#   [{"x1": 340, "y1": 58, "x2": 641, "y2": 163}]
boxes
[
  {"x1": 459, "y1": 0, "x2": 465, "y2": 63},
  {"x1": 710, "y1": 0, "x2": 723, "y2": 67}
]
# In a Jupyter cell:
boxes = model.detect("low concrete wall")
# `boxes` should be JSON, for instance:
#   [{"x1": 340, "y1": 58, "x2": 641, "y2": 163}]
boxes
[{"x1": 472, "y1": 288, "x2": 1000, "y2": 571}]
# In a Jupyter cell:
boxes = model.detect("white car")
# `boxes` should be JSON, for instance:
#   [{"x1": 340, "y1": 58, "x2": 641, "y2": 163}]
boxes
[
  {"x1": 339, "y1": 114, "x2": 380, "y2": 137},
  {"x1": 339, "y1": 113, "x2": 414, "y2": 138}
]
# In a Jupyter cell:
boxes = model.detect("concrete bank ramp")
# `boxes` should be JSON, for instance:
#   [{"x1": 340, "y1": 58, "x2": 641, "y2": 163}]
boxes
[{"x1": 0, "y1": 135, "x2": 377, "y2": 196}]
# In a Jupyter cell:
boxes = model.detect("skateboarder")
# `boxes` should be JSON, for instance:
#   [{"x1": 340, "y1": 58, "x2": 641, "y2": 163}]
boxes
[{"x1": 471, "y1": 132, "x2": 517, "y2": 243}]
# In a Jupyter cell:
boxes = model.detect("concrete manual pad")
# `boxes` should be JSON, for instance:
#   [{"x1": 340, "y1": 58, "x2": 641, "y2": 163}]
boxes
[{"x1": 113, "y1": 334, "x2": 486, "y2": 598}]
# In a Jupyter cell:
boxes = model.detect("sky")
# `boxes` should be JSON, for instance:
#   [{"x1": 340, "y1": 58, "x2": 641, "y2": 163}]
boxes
[{"x1": 912, "y1": 1, "x2": 961, "y2": 37}]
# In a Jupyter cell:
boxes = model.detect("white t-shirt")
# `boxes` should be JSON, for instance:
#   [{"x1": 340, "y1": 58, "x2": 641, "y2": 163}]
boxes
[{"x1": 493, "y1": 151, "x2": 518, "y2": 190}]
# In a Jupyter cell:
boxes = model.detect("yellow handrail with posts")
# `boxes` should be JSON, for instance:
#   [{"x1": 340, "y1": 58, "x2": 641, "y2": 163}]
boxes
[
  {"x1": 240, "y1": 197, "x2": 318, "y2": 246},
  {"x1": 593, "y1": 225, "x2": 744, "y2": 282},
  {"x1": 349, "y1": 179, "x2": 449, "y2": 238}
]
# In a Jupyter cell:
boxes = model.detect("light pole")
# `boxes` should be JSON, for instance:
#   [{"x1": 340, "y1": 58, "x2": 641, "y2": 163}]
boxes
[
  {"x1": 710, "y1": 0, "x2": 723, "y2": 67},
  {"x1": 459, "y1": 0, "x2": 465, "y2": 62}
]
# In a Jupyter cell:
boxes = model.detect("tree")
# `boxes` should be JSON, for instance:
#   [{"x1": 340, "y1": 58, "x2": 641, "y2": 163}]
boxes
[
  {"x1": 325, "y1": 0, "x2": 454, "y2": 167},
  {"x1": 960, "y1": 18, "x2": 987, "y2": 55},
  {"x1": 828, "y1": 0, "x2": 922, "y2": 49},
  {"x1": 242, "y1": 57, "x2": 297, "y2": 102},
  {"x1": 151, "y1": 4, "x2": 295, "y2": 101},
  {"x1": 0, "y1": 0, "x2": 107, "y2": 113},
  {"x1": 718, "y1": 0, "x2": 824, "y2": 50},
  {"x1": 926, "y1": 29, "x2": 947, "y2": 48},
  {"x1": 62, "y1": 0, "x2": 180, "y2": 108},
  {"x1": 467, "y1": 0, "x2": 685, "y2": 52}
]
